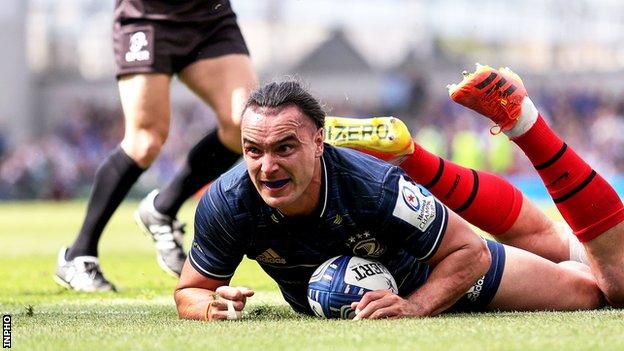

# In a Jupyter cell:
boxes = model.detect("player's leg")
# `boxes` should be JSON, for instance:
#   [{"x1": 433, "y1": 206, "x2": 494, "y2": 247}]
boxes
[
  {"x1": 134, "y1": 12, "x2": 256, "y2": 277},
  {"x1": 399, "y1": 142, "x2": 576, "y2": 262},
  {"x1": 55, "y1": 73, "x2": 172, "y2": 291},
  {"x1": 450, "y1": 64, "x2": 624, "y2": 306},
  {"x1": 487, "y1": 245, "x2": 604, "y2": 311},
  {"x1": 149, "y1": 11, "x2": 256, "y2": 220},
  {"x1": 134, "y1": 54, "x2": 257, "y2": 276},
  {"x1": 141, "y1": 53, "x2": 256, "y2": 217},
  {"x1": 325, "y1": 117, "x2": 578, "y2": 262}
]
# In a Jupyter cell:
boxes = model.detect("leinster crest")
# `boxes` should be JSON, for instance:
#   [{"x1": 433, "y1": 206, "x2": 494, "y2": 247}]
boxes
[{"x1": 346, "y1": 231, "x2": 386, "y2": 257}]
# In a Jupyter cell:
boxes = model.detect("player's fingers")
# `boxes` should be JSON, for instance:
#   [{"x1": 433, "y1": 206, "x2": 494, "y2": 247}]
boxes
[
  {"x1": 208, "y1": 298, "x2": 245, "y2": 311},
  {"x1": 367, "y1": 306, "x2": 401, "y2": 320},
  {"x1": 353, "y1": 289, "x2": 394, "y2": 314},
  {"x1": 215, "y1": 286, "x2": 243, "y2": 301},
  {"x1": 207, "y1": 299, "x2": 244, "y2": 321},
  {"x1": 207, "y1": 309, "x2": 243, "y2": 321},
  {"x1": 234, "y1": 286, "x2": 255, "y2": 297},
  {"x1": 353, "y1": 294, "x2": 398, "y2": 320},
  {"x1": 215, "y1": 286, "x2": 240, "y2": 299}
]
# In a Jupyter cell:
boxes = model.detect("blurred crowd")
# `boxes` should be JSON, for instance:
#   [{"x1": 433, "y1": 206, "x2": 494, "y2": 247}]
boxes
[
  {"x1": 0, "y1": 101, "x2": 217, "y2": 200},
  {"x1": 2, "y1": 80, "x2": 624, "y2": 200}
]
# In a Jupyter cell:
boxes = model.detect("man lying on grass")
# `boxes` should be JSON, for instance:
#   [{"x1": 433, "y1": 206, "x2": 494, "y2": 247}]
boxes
[{"x1": 175, "y1": 74, "x2": 622, "y2": 320}]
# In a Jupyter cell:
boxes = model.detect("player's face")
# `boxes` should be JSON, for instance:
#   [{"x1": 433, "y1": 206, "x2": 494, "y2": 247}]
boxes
[{"x1": 241, "y1": 105, "x2": 324, "y2": 216}]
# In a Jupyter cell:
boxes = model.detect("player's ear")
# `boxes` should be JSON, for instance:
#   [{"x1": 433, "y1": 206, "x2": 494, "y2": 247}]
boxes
[{"x1": 314, "y1": 127, "x2": 324, "y2": 157}]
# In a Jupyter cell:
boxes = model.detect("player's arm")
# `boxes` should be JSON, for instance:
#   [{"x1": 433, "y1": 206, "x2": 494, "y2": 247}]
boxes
[
  {"x1": 174, "y1": 259, "x2": 254, "y2": 321},
  {"x1": 175, "y1": 180, "x2": 253, "y2": 321},
  {"x1": 355, "y1": 211, "x2": 490, "y2": 319},
  {"x1": 404, "y1": 211, "x2": 490, "y2": 316}
]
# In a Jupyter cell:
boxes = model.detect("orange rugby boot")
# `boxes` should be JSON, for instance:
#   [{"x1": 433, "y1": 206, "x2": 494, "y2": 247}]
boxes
[{"x1": 448, "y1": 64, "x2": 528, "y2": 134}]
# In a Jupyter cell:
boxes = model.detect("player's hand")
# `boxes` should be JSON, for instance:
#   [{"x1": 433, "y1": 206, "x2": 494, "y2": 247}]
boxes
[
  {"x1": 350, "y1": 289, "x2": 421, "y2": 320},
  {"x1": 205, "y1": 286, "x2": 255, "y2": 321}
]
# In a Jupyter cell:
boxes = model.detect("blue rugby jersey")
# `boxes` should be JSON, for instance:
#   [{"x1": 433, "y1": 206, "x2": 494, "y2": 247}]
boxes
[{"x1": 190, "y1": 144, "x2": 449, "y2": 314}]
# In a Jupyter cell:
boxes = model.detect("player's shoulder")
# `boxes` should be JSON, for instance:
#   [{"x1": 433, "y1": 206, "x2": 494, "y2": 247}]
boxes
[
  {"x1": 323, "y1": 144, "x2": 398, "y2": 186},
  {"x1": 323, "y1": 145, "x2": 408, "y2": 216},
  {"x1": 197, "y1": 162, "x2": 256, "y2": 219}
]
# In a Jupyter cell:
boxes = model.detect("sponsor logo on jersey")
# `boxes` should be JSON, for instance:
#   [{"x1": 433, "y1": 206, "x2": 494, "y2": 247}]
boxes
[
  {"x1": 333, "y1": 214, "x2": 343, "y2": 225},
  {"x1": 125, "y1": 31, "x2": 150, "y2": 62},
  {"x1": 401, "y1": 185, "x2": 421, "y2": 211},
  {"x1": 255, "y1": 248, "x2": 286, "y2": 264},
  {"x1": 192, "y1": 241, "x2": 204, "y2": 254},
  {"x1": 392, "y1": 176, "x2": 436, "y2": 231}
]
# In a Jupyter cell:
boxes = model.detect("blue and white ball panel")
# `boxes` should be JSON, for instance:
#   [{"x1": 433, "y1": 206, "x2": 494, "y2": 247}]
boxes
[{"x1": 307, "y1": 256, "x2": 398, "y2": 319}]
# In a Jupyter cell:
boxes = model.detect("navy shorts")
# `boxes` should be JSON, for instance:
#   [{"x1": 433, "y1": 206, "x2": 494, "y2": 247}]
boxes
[
  {"x1": 447, "y1": 239, "x2": 506, "y2": 312},
  {"x1": 113, "y1": 11, "x2": 249, "y2": 78}
]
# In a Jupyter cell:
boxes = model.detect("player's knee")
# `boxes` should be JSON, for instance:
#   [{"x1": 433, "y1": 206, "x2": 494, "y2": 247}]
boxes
[
  {"x1": 217, "y1": 122, "x2": 242, "y2": 152},
  {"x1": 473, "y1": 238, "x2": 492, "y2": 277},
  {"x1": 602, "y1": 286, "x2": 624, "y2": 308},
  {"x1": 559, "y1": 265, "x2": 605, "y2": 310},
  {"x1": 575, "y1": 278, "x2": 605, "y2": 310},
  {"x1": 122, "y1": 129, "x2": 168, "y2": 166}
]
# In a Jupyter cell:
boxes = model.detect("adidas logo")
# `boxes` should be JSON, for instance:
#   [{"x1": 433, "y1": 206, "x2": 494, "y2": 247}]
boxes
[
  {"x1": 476, "y1": 72, "x2": 517, "y2": 96},
  {"x1": 255, "y1": 248, "x2": 286, "y2": 264},
  {"x1": 466, "y1": 276, "x2": 485, "y2": 302}
]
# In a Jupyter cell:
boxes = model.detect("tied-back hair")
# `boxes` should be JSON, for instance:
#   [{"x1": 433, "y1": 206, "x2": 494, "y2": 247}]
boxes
[{"x1": 243, "y1": 80, "x2": 326, "y2": 129}]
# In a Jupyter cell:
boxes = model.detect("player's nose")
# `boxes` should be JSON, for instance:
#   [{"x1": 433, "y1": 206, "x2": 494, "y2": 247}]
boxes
[{"x1": 260, "y1": 153, "x2": 280, "y2": 174}]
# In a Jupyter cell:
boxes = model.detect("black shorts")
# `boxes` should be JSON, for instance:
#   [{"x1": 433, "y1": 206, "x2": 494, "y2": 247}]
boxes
[
  {"x1": 447, "y1": 239, "x2": 506, "y2": 312},
  {"x1": 112, "y1": 11, "x2": 249, "y2": 78}
]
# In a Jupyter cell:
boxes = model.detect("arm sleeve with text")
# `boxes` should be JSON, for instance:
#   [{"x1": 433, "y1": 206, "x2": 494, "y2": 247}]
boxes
[
  {"x1": 380, "y1": 168, "x2": 449, "y2": 261},
  {"x1": 189, "y1": 180, "x2": 246, "y2": 280}
]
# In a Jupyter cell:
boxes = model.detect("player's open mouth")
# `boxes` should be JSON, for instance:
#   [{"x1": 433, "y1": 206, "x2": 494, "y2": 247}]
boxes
[{"x1": 262, "y1": 179, "x2": 290, "y2": 189}]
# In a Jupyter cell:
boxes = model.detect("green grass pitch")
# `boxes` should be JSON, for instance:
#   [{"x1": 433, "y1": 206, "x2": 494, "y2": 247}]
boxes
[{"x1": 2, "y1": 201, "x2": 624, "y2": 351}]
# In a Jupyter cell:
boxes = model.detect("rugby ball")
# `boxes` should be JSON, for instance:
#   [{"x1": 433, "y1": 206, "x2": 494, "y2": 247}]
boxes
[{"x1": 307, "y1": 255, "x2": 398, "y2": 319}]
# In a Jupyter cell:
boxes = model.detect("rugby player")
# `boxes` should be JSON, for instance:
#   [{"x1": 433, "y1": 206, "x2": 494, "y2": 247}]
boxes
[
  {"x1": 174, "y1": 81, "x2": 603, "y2": 321},
  {"x1": 333, "y1": 64, "x2": 624, "y2": 309},
  {"x1": 55, "y1": 0, "x2": 258, "y2": 291}
]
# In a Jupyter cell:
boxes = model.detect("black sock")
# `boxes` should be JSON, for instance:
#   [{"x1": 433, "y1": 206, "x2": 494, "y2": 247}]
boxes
[
  {"x1": 67, "y1": 147, "x2": 144, "y2": 259},
  {"x1": 154, "y1": 129, "x2": 240, "y2": 217}
]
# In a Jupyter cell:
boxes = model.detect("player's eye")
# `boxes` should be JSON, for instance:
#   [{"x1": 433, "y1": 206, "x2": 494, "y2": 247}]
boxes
[
  {"x1": 276, "y1": 144, "x2": 294, "y2": 154},
  {"x1": 244, "y1": 146, "x2": 262, "y2": 157}
]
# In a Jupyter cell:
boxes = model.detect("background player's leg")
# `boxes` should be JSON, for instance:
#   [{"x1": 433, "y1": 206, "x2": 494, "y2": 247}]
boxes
[
  {"x1": 152, "y1": 54, "x2": 258, "y2": 217},
  {"x1": 487, "y1": 245, "x2": 603, "y2": 311},
  {"x1": 118, "y1": 74, "x2": 172, "y2": 167},
  {"x1": 56, "y1": 74, "x2": 171, "y2": 291},
  {"x1": 69, "y1": 73, "x2": 171, "y2": 258}
]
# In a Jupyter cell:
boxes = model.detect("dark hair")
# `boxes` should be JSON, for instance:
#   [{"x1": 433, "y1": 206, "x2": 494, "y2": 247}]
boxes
[{"x1": 243, "y1": 81, "x2": 326, "y2": 128}]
